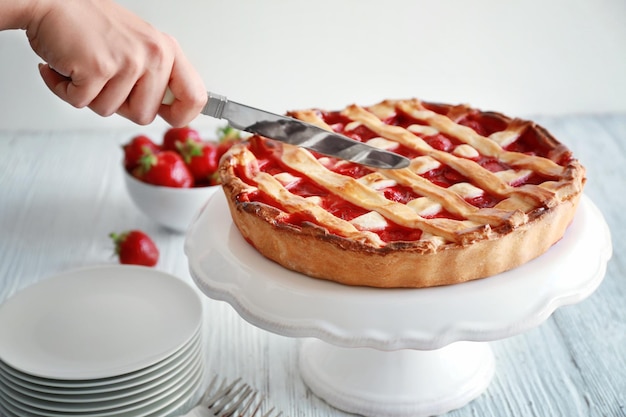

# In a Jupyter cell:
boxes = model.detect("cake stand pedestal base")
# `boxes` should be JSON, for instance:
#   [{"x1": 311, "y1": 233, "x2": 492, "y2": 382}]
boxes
[{"x1": 299, "y1": 339, "x2": 495, "y2": 417}]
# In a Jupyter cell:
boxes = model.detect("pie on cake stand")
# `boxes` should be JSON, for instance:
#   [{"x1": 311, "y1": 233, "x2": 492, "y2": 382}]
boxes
[{"x1": 185, "y1": 191, "x2": 611, "y2": 417}]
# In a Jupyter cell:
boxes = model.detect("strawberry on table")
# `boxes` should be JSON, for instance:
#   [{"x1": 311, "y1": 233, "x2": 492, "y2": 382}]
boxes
[
  {"x1": 162, "y1": 126, "x2": 202, "y2": 152},
  {"x1": 133, "y1": 149, "x2": 194, "y2": 188},
  {"x1": 110, "y1": 230, "x2": 159, "y2": 267},
  {"x1": 123, "y1": 135, "x2": 160, "y2": 170}
]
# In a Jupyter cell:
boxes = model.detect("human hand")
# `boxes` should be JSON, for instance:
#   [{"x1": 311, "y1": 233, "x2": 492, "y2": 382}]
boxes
[{"x1": 25, "y1": 0, "x2": 206, "y2": 126}]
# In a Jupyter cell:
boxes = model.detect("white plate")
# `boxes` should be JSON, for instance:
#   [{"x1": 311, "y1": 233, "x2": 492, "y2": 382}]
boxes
[
  {"x1": 0, "y1": 337, "x2": 201, "y2": 406},
  {"x1": 0, "y1": 328, "x2": 201, "y2": 392},
  {"x1": 0, "y1": 360, "x2": 202, "y2": 417},
  {"x1": 0, "y1": 347, "x2": 202, "y2": 413},
  {"x1": 186, "y1": 192, "x2": 612, "y2": 351},
  {"x1": 0, "y1": 265, "x2": 203, "y2": 380}
]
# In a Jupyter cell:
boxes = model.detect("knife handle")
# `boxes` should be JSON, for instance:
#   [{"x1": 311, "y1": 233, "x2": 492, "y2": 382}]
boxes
[
  {"x1": 204, "y1": 92, "x2": 228, "y2": 119},
  {"x1": 161, "y1": 88, "x2": 227, "y2": 121},
  {"x1": 161, "y1": 87, "x2": 176, "y2": 105}
]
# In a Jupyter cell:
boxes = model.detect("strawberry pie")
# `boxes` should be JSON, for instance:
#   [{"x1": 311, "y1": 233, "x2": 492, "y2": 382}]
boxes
[{"x1": 218, "y1": 98, "x2": 586, "y2": 288}]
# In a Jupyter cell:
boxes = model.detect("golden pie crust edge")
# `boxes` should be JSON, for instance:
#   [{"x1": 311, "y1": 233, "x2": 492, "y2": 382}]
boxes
[
  {"x1": 220, "y1": 173, "x2": 581, "y2": 288},
  {"x1": 218, "y1": 101, "x2": 586, "y2": 288}
]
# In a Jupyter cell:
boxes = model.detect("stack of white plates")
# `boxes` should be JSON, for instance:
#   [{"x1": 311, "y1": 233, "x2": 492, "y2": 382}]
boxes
[{"x1": 0, "y1": 265, "x2": 204, "y2": 417}]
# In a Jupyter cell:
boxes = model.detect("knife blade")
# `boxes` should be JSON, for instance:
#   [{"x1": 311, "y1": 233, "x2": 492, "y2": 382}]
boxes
[{"x1": 165, "y1": 90, "x2": 410, "y2": 169}]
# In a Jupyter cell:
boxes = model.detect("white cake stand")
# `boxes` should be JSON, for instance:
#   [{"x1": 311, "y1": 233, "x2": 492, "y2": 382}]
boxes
[{"x1": 185, "y1": 193, "x2": 612, "y2": 417}]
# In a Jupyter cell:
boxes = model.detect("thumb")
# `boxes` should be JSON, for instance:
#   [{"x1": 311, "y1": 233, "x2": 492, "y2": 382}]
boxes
[{"x1": 38, "y1": 63, "x2": 72, "y2": 103}]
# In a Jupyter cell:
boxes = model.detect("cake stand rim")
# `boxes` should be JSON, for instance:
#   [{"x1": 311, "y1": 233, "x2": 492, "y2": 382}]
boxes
[{"x1": 185, "y1": 192, "x2": 612, "y2": 351}]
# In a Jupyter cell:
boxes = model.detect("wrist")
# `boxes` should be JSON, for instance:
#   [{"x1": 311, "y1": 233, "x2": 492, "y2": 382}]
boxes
[{"x1": 0, "y1": 0, "x2": 51, "y2": 30}]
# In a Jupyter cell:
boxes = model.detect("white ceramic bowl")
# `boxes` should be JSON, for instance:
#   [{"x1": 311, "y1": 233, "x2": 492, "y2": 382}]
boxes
[{"x1": 123, "y1": 169, "x2": 219, "y2": 233}]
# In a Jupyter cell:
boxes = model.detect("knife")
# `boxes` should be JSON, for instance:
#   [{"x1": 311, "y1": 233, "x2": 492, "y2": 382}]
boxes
[{"x1": 163, "y1": 90, "x2": 410, "y2": 169}]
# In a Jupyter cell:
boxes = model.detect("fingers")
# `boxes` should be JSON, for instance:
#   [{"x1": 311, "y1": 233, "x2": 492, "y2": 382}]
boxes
[
  {"x1": 88, "y1": 70, "x2": 143, "y2": 119},
  {"x1": 40, "y1": 62, "x2": 152, "y2": 123},
  {"x1": 157, "y1": 37, "x2": 207, "y2": 127},
  {"x1": 38, "y1": 37, "x2": 205, "y2": 127},
  {"x1": 114, "y1": 76, "x2": 167, "y2": 126},
  {"x1": 38, "y1": 63, "x2": 108, "y2": 109},
  {"x1": 38, "y1": 64, "x2": 69, "y2": 97},
  {"x1": 30, "y1": 0, "x2": 204, "y2": 126},
  {"x1": 116, "y1": 35, "x2": 206, "y2": 127},
  {"x1": 109, "y1": 61, "x2": 169, "y2": 125}
]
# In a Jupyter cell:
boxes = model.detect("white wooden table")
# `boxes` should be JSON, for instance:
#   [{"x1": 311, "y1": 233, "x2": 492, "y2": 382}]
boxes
[{"x1": 0, "y1": 114, "x2": 624, "y2": 417}]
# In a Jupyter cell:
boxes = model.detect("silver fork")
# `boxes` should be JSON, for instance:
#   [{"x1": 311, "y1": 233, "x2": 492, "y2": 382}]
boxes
[
  {"x1": 183, "y1": 376, "x2": 285, "y2": 417},
  {"x1": 243, "y1": 395, "x2": 284, "y2": 417},
  {"x1": 183, "y1": 376, "x2": 255, "y2": 417},
  {"x1": 251, "y1": 406, "x2": 284, "y2": 417}
]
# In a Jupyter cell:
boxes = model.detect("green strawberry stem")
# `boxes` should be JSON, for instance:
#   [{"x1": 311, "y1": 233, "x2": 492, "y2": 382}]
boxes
[
  {"x1": 137, "y1": 150, "x2": 158, "y2": 175},
  {"x1": 109, "y1": 232, "x2": 129, "y2": 255},
  {"x1": 177, "y1": 139, "x2": 203, "y2": 164},
  {"x1": 217, "y1": 125, "x2": 241, "y2": 143}
]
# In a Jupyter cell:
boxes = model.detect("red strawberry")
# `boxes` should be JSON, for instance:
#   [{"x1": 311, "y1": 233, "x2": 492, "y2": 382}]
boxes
[
  {"x1": 215, "y1": 125, "x2": 242, "y2": 161},
  {"x1": 459, "y1": 118, "x2": 488, "y2": 136},
  {"x1": 162, "y1": 127, "x2": 202, "y2": 152},
  {"x1": 178, "y1": 140, "x2": 219, "y2": 185},
  {"x1": 133, "y1": 149, "x2": 194, "y2": 188},
  {"x1": 216, "y1": 141, "x2": 235, "y2": 164},
  {"x1": 426, "y1": 135, "x2": 453, "y2": 152},
  {"x1": 480, "y1": 157, "x2": 507, "y2": 173},
  {"x1": 110, "y1": 230, "x2": 159, "y2": 267},
  {"x1": 123, "y1": 135, "x2": 160, "y2": 170}
]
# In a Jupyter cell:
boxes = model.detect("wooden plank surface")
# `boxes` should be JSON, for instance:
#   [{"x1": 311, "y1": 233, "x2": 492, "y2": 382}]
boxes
[{"x1": 0, "y1": 114, "x2": 624, "y2": 416}]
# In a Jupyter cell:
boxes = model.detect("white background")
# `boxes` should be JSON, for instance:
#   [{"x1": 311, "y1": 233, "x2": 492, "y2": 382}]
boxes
[{"x1": 0, "y1": 0, "x2": 624, "y2": 131}]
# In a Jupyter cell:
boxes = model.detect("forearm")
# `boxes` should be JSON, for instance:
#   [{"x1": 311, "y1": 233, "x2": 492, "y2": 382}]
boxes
[
  {"x1": 2, "y1": 0, "x2": 206, "y2": 126},
  {"x1": 0, "y1": 0, "x2": 48, "y2": 30}
]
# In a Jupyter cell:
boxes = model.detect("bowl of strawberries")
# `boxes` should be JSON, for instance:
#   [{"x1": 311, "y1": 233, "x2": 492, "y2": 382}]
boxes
[{"x1": 122, "y1": 125, "x2": 243, "y2": 233}]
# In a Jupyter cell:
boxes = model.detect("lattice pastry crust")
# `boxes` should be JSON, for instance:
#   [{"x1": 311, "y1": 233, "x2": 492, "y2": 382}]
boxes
[{"x1": 219, "y1": 98, "x2": 586, "y2": 288}]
